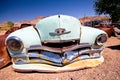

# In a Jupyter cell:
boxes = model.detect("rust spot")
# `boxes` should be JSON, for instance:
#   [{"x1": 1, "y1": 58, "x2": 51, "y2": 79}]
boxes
[{"x1": 0, "y1": 35, "x2": 11, "y2": 69}]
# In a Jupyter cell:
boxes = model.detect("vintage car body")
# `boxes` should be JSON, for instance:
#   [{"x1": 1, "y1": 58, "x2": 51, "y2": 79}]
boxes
[
  {"x1": 113, "y1": 23, "x2": 120, "y2": 38},
  {"x1": 114, "y1": 27, "x2": 120, "y2": 38},
  {"x1": 6, "y1": 15, "x2": 107, "y2": 72},
  {"x1": 0, "y1": 35, "x2": 11, "y2": 69}
]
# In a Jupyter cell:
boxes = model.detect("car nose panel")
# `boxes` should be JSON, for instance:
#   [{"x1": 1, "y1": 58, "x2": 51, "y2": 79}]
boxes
[{"x1": 35, "y1": 15, "x2": 81, "y2": 41}]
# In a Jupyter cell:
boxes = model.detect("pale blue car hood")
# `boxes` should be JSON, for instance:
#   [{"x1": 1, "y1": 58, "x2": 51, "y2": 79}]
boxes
[{"x1": 35, "y1": 15, "x2": 81, "y2": 42}]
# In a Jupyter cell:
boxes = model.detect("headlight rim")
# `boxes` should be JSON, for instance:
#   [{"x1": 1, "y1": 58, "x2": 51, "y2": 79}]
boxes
[
  {"x1": 95, "y1": 34, "x2": 108, "y2": 46},
  {"x1": 6, "y1": 36, "x2": 24, "y2": 52}
]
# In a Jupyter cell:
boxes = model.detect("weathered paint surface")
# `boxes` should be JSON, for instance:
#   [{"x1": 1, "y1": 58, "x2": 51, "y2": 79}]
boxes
[{"x1": 36, "y1": 15, "x2": 81, "y2": 41}]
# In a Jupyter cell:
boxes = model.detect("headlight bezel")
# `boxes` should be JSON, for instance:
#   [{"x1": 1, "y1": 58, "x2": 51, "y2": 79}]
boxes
[
  {"x1": 95, "y1": 34, "x2": 108, "y2": 46},
  {"x1": 6, "y1": 36, "x2": 24, "y2": 52}
]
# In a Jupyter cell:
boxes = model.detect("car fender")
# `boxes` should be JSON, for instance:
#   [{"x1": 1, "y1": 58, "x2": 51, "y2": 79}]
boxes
[
  {"x1": 6, "y1": 26, "x2": 41, "y2": 52},
  {"x1": 80, "y1": 26, "x2": 107, "y2": 45}
]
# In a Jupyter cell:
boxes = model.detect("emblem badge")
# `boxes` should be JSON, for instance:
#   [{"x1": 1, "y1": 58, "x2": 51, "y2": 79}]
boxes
[{"x1": 55, "y1": 28, "x2": 71, "y2": 35}]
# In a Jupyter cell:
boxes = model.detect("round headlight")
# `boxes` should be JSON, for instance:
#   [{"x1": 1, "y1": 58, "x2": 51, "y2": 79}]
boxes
[
  {"x1": 96, "y1": 34, "x2": 107, "y2": 46},
  {"x1": 6, "y1": 36, "x2": 23, "y2": 51}
]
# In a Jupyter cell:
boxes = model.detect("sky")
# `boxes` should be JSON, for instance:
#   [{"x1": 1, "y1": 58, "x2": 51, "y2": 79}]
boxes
[{"x1": 0, "y1": 0, "x2": 97, "y2": 22}]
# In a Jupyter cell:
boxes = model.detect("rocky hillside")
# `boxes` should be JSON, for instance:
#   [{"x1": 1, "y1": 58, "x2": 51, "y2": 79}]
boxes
[
  {"x1": 14, "y1": 16, "x2": 45, "y2": 27},
  {"x1": 0, "y1": 22, "x2": 8, "y2": 27},
  {"x1": 0, "y1": 21, "x2": 14, "y2": 30},
  {"x1": 79, "y1": 16, "x2": 110, "y2": 25},
  {"x1": 0, "y1": 15, "x2": 110, "y2": 28}
]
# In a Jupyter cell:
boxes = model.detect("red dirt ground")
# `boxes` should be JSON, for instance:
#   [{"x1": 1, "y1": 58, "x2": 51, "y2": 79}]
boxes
[{"x1": 0, "y1": 36, "x2": 120, "y2": 80}]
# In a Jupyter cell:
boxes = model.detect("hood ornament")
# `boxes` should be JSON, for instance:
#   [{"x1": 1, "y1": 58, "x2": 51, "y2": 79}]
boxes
[
  {"x1": 55, "y1": 28, "x2": 66, "y2": 34},
  {"x1": 49, "y1": 28, "x2": 71, "y2": 36}
]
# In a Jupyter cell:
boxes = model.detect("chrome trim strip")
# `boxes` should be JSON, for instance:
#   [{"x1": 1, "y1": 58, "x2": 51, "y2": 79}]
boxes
[
  {"x1": 28, "y1": 51, "x2": 62, "y2": 64},
  {"x1": 42, "y1": 38, "x2": 80, "y2": 43},
  {"x1": 27, "y1": 43, "x2": 91, "y2": 53}
]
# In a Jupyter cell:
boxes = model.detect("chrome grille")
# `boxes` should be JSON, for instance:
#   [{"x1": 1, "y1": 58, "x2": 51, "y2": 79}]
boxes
[{"x1": 26, "y1": 43, "x2": 102, "y2": 66}]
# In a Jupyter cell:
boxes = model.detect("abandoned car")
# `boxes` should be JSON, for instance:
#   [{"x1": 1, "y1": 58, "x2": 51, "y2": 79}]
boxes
[
  {"x1": 113, "y1": 23, "x2": 120, "y2": 38},
  {"x1": 5, "y1": 15, "x2": 108, "y2": 72}
]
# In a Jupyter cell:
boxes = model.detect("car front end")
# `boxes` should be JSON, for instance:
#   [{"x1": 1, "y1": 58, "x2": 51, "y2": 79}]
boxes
[{"x1": 6, "y1": 15, "x2": 107, "y2": 72}]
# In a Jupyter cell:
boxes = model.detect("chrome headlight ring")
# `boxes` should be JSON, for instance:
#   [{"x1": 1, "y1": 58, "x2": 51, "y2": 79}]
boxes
[
  {"x1": 95, "y1": 34, "x2": 108, "y2": 46},
  {"x1": 6, "y1": 36, "x2": 24, "y2": 52}
]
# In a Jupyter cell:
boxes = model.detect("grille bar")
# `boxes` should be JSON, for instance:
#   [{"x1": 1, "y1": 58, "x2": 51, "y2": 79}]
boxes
[{"x1": 27, "y1": 43, "x2": 91, "y2": 53}]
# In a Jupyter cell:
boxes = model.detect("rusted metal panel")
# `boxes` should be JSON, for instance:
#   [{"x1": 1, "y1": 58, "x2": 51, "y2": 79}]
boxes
[{"x1": 0, "y1": 35, "x2": 11, "y2": 69}]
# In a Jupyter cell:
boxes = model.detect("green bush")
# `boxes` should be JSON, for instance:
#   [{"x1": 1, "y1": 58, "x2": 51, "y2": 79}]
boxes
[
  {"x1": 0, "y1": 21, "x2": 14, "y2": 31},
  {"x1": 7, "y1": 21, "x2": 14, "y2": 28}
]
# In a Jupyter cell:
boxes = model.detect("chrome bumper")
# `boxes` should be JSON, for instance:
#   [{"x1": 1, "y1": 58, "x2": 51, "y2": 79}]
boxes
[{"x1": 12, "y1": 43, "x2": 103, "y2": 66}]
